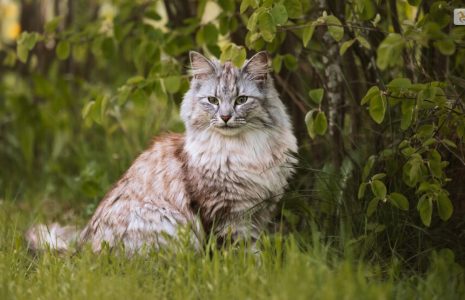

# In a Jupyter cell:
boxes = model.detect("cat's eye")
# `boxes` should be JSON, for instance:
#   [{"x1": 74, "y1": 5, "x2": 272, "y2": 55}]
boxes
[
  {"x1": 208, "y1": 97, "x2": 219, "y2": 105},
  {"x1": 235, "y1": 96, "x2": 248, "y2": 105}
]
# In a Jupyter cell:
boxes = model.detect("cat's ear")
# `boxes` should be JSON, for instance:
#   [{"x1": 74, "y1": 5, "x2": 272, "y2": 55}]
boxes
[
  {"x1": 242, "y1": 51, "x2": 270, "y2": 81},
  {"x1": 189, "y1": 51, "x2": 215, "y2": 80}
]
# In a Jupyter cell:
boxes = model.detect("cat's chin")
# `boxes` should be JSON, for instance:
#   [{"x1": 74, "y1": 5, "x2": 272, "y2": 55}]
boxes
[{"x1": 212, "y1": 126, "x2": 244, "y2": 136}]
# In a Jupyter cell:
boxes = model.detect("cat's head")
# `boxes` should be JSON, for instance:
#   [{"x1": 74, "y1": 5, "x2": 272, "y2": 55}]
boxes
[{"x1": 181, "y1": 51, "x2": 275, "y2": 136}]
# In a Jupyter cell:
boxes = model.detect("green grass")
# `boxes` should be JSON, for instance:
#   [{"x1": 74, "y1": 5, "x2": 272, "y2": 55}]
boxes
[{"x1": 1, "y1": 200, "x2": 464, "y2": 300}]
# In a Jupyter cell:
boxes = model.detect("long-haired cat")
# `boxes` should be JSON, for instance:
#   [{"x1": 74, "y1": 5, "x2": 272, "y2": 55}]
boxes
[{"x1": 26, "y1": 51, "x2": 297, "y2": 253}]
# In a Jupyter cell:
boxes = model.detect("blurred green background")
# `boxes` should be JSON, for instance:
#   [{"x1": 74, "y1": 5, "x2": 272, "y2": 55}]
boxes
[{"x1": 1, "y1": 0, "x2": 465, "y2": 291}]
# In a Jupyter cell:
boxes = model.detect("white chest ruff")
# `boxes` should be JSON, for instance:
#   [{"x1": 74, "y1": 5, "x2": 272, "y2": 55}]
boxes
[{"x1": 185, "y1": 129, "x2": 295, "y2": 213}]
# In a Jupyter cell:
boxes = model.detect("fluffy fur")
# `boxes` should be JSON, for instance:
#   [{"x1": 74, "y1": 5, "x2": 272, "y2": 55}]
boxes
[{"x1": 26, "y1": 51, "x2": 297, "y2": 254}]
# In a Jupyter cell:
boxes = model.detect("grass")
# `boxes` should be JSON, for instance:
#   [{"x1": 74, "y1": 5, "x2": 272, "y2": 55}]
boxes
[{"x1": 1, "y1": 199, "x2": 464, "y2": 300}]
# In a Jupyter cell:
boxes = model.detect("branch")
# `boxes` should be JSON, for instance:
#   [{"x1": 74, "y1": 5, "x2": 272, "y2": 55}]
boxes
[
  {"x1": 278, "y1": 22, "x2": 390, "y2": 34},
  {"x1": 274, "y1": 74, "x2": 308, "y2": 113}
]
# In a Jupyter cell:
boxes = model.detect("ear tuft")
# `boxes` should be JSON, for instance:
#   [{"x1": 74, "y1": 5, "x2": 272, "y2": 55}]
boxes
[
  {"x1": 242, "y1": 51, "x2": 270, "y2": 81},
  {"x1": 189, "y1": 51, "x2": 215, "y2": 80}
]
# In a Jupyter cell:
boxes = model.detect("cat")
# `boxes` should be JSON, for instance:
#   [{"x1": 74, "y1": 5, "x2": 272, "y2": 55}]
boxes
[{"x1": 26, "y1": 51, "x2": 298, "y2": 254}]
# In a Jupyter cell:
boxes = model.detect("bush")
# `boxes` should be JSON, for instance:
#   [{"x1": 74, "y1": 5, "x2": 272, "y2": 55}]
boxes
[{"x1": 0, "y1": 0, "x2": 464, "y2": 270}]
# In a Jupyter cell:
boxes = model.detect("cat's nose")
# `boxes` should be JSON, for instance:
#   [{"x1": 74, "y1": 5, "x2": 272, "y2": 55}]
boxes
[{"x1": 220, "y1": 115, "x2": 232, "y2": 123}]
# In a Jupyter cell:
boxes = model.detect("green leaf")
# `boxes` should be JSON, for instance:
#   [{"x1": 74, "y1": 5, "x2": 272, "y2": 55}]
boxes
[
  {"x1": 399, "y1": 140, "x2": 410, "y2": 149},
  {"x1": 82, "y1": 100, "x2": 95, "y2": 120},
  {"x1": 417, "y1": 195, "x2": 432, "y2": 227},
  {"x1": 326, "y1": 15, "x2": 344, "y2": 42},
  {"x1": 247, "y1": 10, "x2": 260, "y2": 31},
  {"x1": 218, "y1": 0, "x2": 236, "y2": 13},
  {"x1": 437, "y1": 192, "x2": 453, "y2": 221},
  {"x1": 401, "y1": 146, "x2": 416, "y2": 157},
  {"x1": 417, "y1": 124, "x2": 434, "y2": 139},
  {"x1": 131, "y1": 88, "x2": 149, "y2": 107},
  {"x1": 369, "y1": 93, "x2": 386, "y2": 124},
  {"x1": 389, "y1": 192, "x2": 409, "y2": 211},
  {"x1": 163, "y1": 76, "x2": 181, "y2": 93},
  {"x1": 451, "y1": 27, "x2": 465, "y2": 42},
  {"x1": 362, "y1": 155, "x2": 376, "y2": 181},
  {"x1": 376, "y1": 33, "x2": 404, "y2": 70},
  {"x1": 367, "y1": 198, "x2": 379, "y2": 217},
  {"x1": 357, "y1": 0, "x2": 376, "y2": 20},
  {"x1": 3, "y1": 49, "x2": 16, "y2": 66},
  {"x1": 221, "y1": 43, "x2": 247, "y2": 67},
  {"x1": 283, "y1": 54, "x2": 298, "y2": 70},
  {"x1": 429, "y1": 149, "x2": 442, "y2": 162},
  {"x1": 203, "y1": 23, "x2": 219, "y2": 45},
  {"x1": 371, "y1": 180, "x2": 387, "y2": 199},
  {"x1": 126, "y1": 76, "x2": 145, "y2": 85},
  {"x1": 72, "y1": 43, "x2": 88, "y2": 62},
  {"x1": 372, "y1": 13, "x2": 381, "y2": 26},
  {"x1": 305, "y1": 110, "x2": 316, "y2": 139},
  {"x1": 361, "y1": 86, "x2": 379, "y2": 105},
  {"x1": 231, "y1": 47, "x2": 247, "y2": 67},
  {"x1": 197, "y1": 0, "x2": 208, "y2": 18},
  {"x1": 442, "y1": 139, "x2": 457, "y2": 148},
  {"x1": 379, "y1": 148, "x2": 394, "y2": 158},
  {"x1": 114, "y1": 22, "x2": 134, "y2": 42},
  {"x1": 417, "y1": 86, "x2": 436, "y2": 107},
  {"x1": 56, "y1": 40, "x2": 71, "y2": 60},
  {"x1": 45, "y1": 17, "x2": 62, "y2": 33},
  {"x1": 458, "y1": 123, "x2": 465, "y2": 139},
  {"x1": 308, "y1": 88, "x2": 324, "y2": 104},
  {"x1": 240, "y1": 0, "x2": 249, "y2": 13},
  {"x1": 387, "y1": 78, "x2": 412, "y2": 89},
  {"x1": 356, "y1": 35, "x2": 371, "y2": 49},
  {"x1": 371, "y1": 173, "x2": 386, "y2": 180},
  {"x1": 417, "y1": 182, "x2": 433, "y2": 194},
  {"x1": 81, "y1": 95, "x2": 108, "y2": 125},
  {"x1": 403, "y1": 157, "x2": 423, "y2": 186},
  {"x1": 272, "y1": 55, "x2": 283, "y2": 73},
  {"x1": 432, "y1": 35, "x2": 453, "y2": 54},
  {"x1": 17, "y1": 44, "x2": 29, "y2": 63},
  {"x1": 16, "y1": 32, "x2": 41, "y2": 63},
  {"x1": 429, "y1": 2, "x2": 451, "y2": 29},
  {"x1": 302, "y1": 22, "x2": 315, "y2": 47},
  {"x1": 314, "y1": 111, "x2": 328, "y2": 135},
  {"x1": 358, "y1": 183, "x2": 367, "y2": 199},
  {"x1": 429, "y1": 160, "x2": 442, "y2": 178},
  {"x1": 144, "y1": 9, "x2": 161, "y2": 21},
  {"x1": 270, "y1": 3, "x2": 288, "y2": 26},
  {"x1": 258, "y1": 11, "x2": 276, "y2": 42},
  {"x1": 284, "y1": 0, "x2": 302, "y2": 19},
  {"x1": 19, "y1": 32, "x2": 40, "y2": 50},
  {"x1": 95, "y1": 95, "x2": 108, "y2": 124},
  {"x1": 400, "y1": 99, "x2": 415, "y2": 130},
  {"x1": 339, "y1": 39, "x2": 355, "y2": 55}
]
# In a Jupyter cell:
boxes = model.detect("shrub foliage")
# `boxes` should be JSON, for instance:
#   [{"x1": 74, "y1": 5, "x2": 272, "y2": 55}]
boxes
[{"x1": 0, "y1": 0, "x2": 464, "y2": 267}]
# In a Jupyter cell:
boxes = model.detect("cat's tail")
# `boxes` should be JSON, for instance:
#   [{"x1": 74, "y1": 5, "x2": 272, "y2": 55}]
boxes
[{"x1": 25, "y1": 223, "x2": 80, "y2": 252}]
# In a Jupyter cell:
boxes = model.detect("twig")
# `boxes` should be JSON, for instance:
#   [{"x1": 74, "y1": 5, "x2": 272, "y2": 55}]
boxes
[
  {"x1": 440, "y1": 141, "x2": 465, "y2": 166},
  {"x1": 434, "y1": 89, "x2": 465, "y2": 134},
  {"x1": 274, "y1": 74, "x2": 308, "y2": 113}
]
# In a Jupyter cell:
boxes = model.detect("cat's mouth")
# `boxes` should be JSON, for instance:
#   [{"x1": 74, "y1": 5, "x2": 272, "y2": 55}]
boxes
[
  {"x1": 213, "y1": 124, "x2": 244, "y2": 135},
  {"x1": 220, "y1": 125, "x2": 238, "y2": 129},
  {"x1": 217, "y1": 122, "x2": 244, "y2": 129}
]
